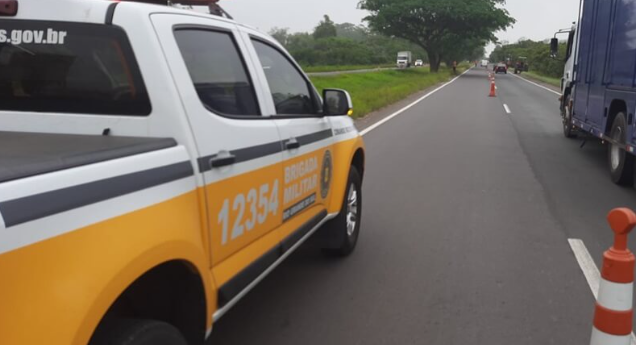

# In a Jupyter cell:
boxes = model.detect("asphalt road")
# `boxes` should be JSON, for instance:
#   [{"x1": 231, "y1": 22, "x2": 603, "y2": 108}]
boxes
[{"x1": 208, "y1": 67, "x2": 636, "y2": 344}]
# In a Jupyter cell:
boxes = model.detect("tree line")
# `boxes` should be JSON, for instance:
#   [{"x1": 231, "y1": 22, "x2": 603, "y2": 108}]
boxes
[
  {"x1": 273, "y1": 0, "x2": 516, "y2": 73},
  {"x1": 489, "y1": 39, "x2": 567, "y2": 78},
  {"x1": 269, "y1": 16, "x2": 429, "y2": 67},
  {"x1": 359, "y1": 0, "x2": 515, "y2": 72}
]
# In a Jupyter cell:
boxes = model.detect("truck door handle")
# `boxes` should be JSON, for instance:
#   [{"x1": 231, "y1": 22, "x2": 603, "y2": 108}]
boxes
[
  {"x1": 285, "y1": 138, "x2": 301, "y2": 150},
  {"x1": 210, "y1": 153, "x2": 236, "y2": 168}
]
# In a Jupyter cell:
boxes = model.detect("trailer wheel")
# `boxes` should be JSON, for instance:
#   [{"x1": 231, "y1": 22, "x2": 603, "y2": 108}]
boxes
[
  {"x1": 608, "y1": 112, "x2": 634, "y2": 186},
  {"x1": 562, "y1": 95, "x2": 576, "y2": 138}
]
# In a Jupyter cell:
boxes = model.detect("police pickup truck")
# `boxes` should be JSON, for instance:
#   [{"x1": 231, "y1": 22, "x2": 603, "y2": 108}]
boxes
[{"x1": 0, "y1": 1, "x2": 366, "y2": 344}]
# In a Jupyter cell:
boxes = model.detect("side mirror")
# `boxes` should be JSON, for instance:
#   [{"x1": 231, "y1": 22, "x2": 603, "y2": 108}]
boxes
[
  {"x1": 323, "y1": 89, "x2": 353, "y2": 116},
  {"x1": 550, "y1": 38, "x2": 559, "y2": 58}
]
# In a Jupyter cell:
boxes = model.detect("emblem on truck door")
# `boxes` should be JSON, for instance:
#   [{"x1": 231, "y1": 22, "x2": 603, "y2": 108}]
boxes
[{"x1": 321, "y1": 150, "x2": 332, "y2": 199}]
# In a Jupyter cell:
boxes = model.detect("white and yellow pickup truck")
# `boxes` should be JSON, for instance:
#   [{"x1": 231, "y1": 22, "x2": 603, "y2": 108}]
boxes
[{"x1": 0, "y1": 1, "x2": 365, "y2": 344}]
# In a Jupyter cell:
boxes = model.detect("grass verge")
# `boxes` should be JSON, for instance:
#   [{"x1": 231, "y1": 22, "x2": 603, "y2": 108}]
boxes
[
  {"x1": 310, "y1": 66, "x2": 464, "y2": 119},
  {"x1": 303, "y1": 64, "x2": 395, "y2": 73},
  {"x1": 523, "y1": 72, "x2": 561, "y2": 88}
]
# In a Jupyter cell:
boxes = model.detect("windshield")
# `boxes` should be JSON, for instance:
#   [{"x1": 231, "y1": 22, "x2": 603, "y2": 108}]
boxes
[{"x1": 0, "y1": 19, "x2": 150, "y2": 115}]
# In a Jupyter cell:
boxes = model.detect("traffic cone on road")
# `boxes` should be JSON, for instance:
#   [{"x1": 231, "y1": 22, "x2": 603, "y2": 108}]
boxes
[
  {"x1": 590, "y1": 208, "x2": 636, "y2": 345},
  {"x1": 489, "y1": 80, "x2": 497, "y2": 97}
]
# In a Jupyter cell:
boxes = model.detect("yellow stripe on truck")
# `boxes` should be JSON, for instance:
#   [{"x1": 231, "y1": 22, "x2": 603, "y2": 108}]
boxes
[{"x1": 0, "y1": 191, "x2": 215, "y2": 345}]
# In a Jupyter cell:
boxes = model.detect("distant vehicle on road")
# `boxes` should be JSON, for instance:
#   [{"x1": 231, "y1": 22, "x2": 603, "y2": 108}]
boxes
[
  {"x1": 554, "y1": 0, "x2": 636, "y2": 186},
  {"x1": 481, "y1": 59, "x2": 489, "y2": 67},
  {"x1": 494, "y1": 63, "x2": 508, "y2": 74},
  {"x1": 514, "y1": 57, "x2": 528, "y2": 74},
  {"x1": 414, "y1": 59, "x2": 424, "y2": 67},
  {"x1": 397, "y1": 51, "x2": 412, "y2": 68}
]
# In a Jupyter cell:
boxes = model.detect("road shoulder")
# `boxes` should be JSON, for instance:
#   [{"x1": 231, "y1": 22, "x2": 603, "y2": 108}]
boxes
[{"x1": 517, "y1": 73, "x2": 561, "y2": 93}]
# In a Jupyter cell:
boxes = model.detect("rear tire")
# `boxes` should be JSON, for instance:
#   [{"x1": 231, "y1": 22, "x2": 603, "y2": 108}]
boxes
[
  {"x1": 321, "y1": 167, "x2": 362, "y2": 257},
  {"x1": 562, "y1": 95, "x2": 576, "y2": 138},
  {"x1": 608, "y1": 112, "x2": 634, "y2": 186},
  {"x1": 90, "y1": 319, "x2": 188, "y2": 345}
]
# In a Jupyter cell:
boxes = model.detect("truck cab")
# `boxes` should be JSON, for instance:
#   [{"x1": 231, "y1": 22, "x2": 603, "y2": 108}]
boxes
[
  {"x1": 0, "y1": 1, "x2": 366, "y2": 344},
  {"x1": 551, "y1": 23, "x2": 579, "y2": 138}
]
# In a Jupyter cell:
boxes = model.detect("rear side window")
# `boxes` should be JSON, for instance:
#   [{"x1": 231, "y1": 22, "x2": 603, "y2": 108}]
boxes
[
  {"x1": 0, "y1": 20, "x2": 151, "y2": 115},
  {"x1": 174, "y1": 29, "x2": 260, "y2": 117}
]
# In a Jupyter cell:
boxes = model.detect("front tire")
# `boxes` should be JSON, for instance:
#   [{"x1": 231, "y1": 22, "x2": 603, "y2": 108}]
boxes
[
  {"x1": 321, "y1": 167, "x2": 362, "y2": 256},
  {"x1": 562, "y1": 95, "x2": 576, "y2": 138},
  {"x1": 608, "y1": 112, "x2": 634, "y2": 186},
  {"x1": 90, "y1": 319, "x2": 188, "y2": 345}
]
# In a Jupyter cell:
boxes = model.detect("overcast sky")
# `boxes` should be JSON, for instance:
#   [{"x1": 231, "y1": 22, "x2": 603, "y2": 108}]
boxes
[{"x1": 222, "y1": 0, "x2": 581, "y2": 53}]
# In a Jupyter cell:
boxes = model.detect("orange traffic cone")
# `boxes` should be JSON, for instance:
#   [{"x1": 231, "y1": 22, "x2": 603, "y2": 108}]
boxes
[
  {"x1": 489, "y1": 80, "x2": 497, "y2": 97},
  {"x1": 590, "y1": 208, "x2": 636, "y2": 345}
]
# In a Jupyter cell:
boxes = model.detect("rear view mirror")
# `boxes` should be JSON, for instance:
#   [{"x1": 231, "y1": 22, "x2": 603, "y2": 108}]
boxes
[
  {"x1": 323, "y1": 89, "x2": 353, "y2": 116},
  {"x1": 550, "y1": 38, "x2": 559, "y2": 58}
]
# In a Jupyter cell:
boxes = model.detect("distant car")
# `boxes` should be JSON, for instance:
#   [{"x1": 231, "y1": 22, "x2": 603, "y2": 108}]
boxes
[
  {"x1": 481, "y1": 59, "x2": 489, "y2": 67},
  {"x1": 495, "y1": 63, "x2": 508, "y2": 74},
  {"x1": 414, "y1": 59, "x2": 424, "y2": 67}
]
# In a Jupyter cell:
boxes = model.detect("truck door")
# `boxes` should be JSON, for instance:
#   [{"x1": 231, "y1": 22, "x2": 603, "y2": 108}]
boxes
[
  {"x1": 573, "y1": 0, "x2": 596, "y2": 123},
  {"x1": 584, "y1": 0, "x2": 613, "y2": 128},
  {"x1": 242, "y1": 32, "x2": 335, "y2": 247},
  {"x1": 151, "y1": 15, "x2": 284, "y2": 274}
]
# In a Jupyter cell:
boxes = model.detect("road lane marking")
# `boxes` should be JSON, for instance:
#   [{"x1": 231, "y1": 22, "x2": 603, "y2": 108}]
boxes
[
  {"x1": 568, "y1": 239, "x2": 601, "y2": 298},
  {"x1": 568, "y1": 238, "x2": 636, "y2": 344},
  {"x1": 503, "y1": 104, "x2": 511, "y2": 114},
  {"x1": 512, "y1": 73, "x2": 561, "y2": 96},
  {"x1": 360, "y1": 68, "x2": 472, "y2": 136}
]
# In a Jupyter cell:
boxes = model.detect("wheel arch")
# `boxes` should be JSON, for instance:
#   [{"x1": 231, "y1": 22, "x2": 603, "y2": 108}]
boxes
[
  {"x1": 351, "y1": 148, "x2": 365, "y2": 181},
  {"x1": 606, "y1": 99, "x2": 628, "y2": 135},
  {"x1": 77, "y1": 243, "x2": 215, "y2": 345}
]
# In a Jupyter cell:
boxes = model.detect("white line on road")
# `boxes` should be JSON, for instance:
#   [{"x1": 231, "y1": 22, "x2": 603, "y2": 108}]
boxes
[
  {"x1": 360, "y1": 68, "x2": 472, "y2": 136},
  {"x1": 568, "y1": 239, "x2": 636, "y2": 344},
  {"x1": 568, "y1": 239, "x2": 601, "y2": 298},
  {"x1": 512, "y1": 73, "x2": 561, "y2": 96},
  {"x1": 503, "y1": 104, "x2": 511, "y2": 114}
]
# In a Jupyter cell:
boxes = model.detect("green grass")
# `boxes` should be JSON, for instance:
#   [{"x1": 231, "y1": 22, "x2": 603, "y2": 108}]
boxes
[
  {"x1": 302, "y1": 64, "x2": 395, "y2": 73},
  {"x1": 310, "y1": 66, "x2": 465, "y2": 118},
  {"x1": 523, "y1": 71, "x2": 561, "y2": 88}
]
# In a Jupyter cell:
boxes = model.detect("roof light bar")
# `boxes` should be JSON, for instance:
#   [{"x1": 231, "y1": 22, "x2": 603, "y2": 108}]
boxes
[
  {"x1": 119, "y1": 0, "x2": 232, "y2": 19},
  {"x1": 0, "y1": 0, "x2": 18, "y2": 16}
]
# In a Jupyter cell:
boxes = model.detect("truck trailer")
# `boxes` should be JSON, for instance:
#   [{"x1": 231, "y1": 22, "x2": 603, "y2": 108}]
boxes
[
  {"x1": 554, "y1": 0, "x2": 636, "y2": 186},
  {"x1": 397, "y1": 51, "x2": 412, "y2": 68}
]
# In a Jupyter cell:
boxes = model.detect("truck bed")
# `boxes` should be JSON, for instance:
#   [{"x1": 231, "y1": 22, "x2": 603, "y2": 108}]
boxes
[{"x1": 0, "y1": 132, "x2": 177, "y2": 183}]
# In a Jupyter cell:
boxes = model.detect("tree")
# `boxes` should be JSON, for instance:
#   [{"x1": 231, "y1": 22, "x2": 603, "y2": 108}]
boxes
[
  {"x1": 359, "y1": 0, "x2": 515, "y2": 72},
  {"x1": 489, "y1": 39, "x2": 566, "y2": 77},
  {"x1": 269, "y1": 27, "x2": 290, "y2": 46},
  {"x1": 313, "y1": 15, "x2": 338, "y2": 40},
  {"x1": 335, "y1": 23, "x2": 369, "y2": 41}
]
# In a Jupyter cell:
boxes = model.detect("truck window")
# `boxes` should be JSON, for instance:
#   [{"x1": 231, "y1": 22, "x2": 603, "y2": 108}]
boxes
[
  {"x1": 0, "y1": 20, "x2": 151, "y2": 116},
  {"x1": 174, "y1": 29, "x2": 260, "y2": 117},
  {"x1": 566, "y1": 30, "x2": 575, "y2": 60},
  {"x1": 251, "y1": 39, "x2": 321, "y2": 116}
]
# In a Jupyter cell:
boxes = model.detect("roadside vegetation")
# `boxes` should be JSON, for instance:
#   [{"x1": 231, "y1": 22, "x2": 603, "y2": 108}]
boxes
[
  {"x1": 270, "y1": 17, "x2": 428, "y2": 68},
  {"x1": 310, "y1": 66, "x2": 466, "y2": 119},
  {"x1": 490, "y1": 39, "x2": 567, "y2": 86},
  {"x1": 303, "y1": 64, "x2": 395, "y2": 73},
  {"x1": 270, "y1": 0, "x2": 516, "y2": 119},
  {"x1": 360, "y1": 0, "x2": 515, "y2": 72}
]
